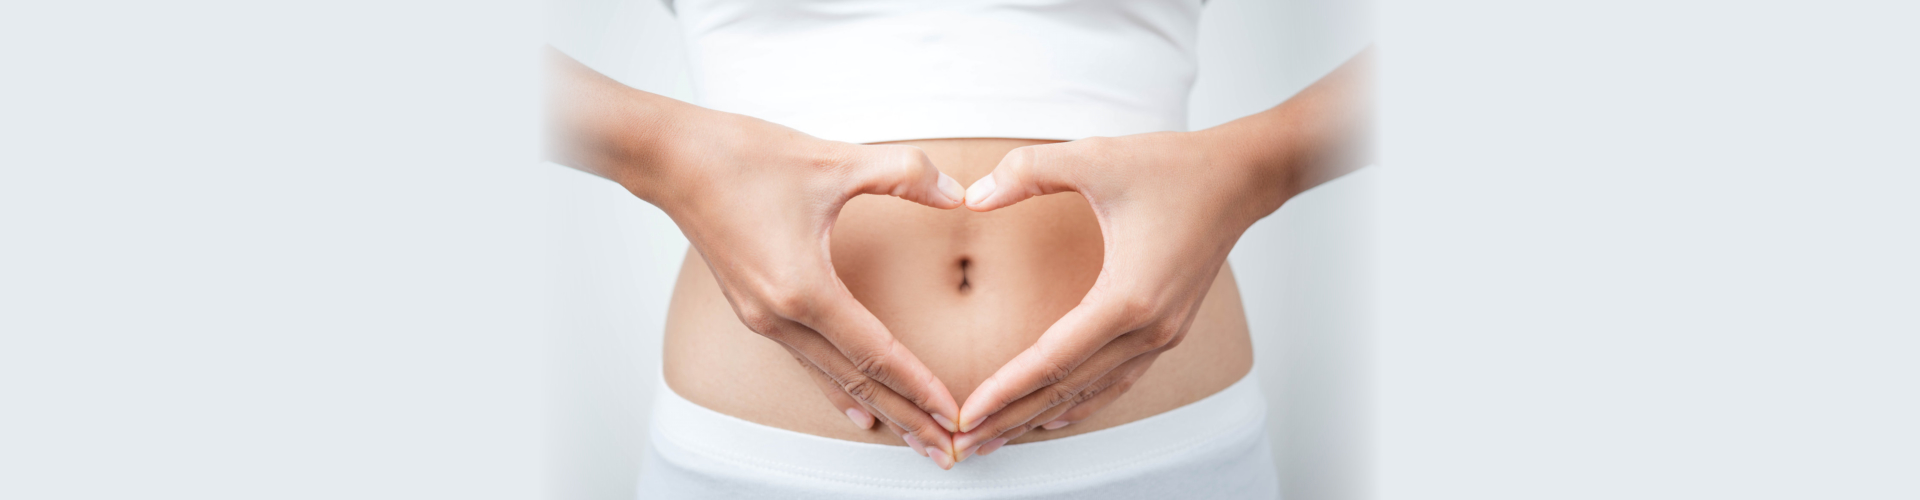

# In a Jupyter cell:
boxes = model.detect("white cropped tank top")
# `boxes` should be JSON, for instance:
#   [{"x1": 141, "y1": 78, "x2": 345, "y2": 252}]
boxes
[{"x1": 670, "y1": 0, "x2": 1203, "y2": 144}]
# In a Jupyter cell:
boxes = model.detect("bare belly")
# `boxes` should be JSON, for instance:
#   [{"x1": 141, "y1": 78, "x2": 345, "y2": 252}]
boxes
[{"x1": 663, "y1": 138, "x2": 1253, "y2": 445}]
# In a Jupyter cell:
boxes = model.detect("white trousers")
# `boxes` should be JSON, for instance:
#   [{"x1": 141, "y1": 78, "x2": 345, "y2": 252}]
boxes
[{"x1": 637, "y1": 371, "x2": 1278, "y2": 499}]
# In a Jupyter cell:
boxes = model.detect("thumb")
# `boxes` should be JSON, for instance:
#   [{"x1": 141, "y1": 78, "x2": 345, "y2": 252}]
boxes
[
  {"x1": 850, "y1": 145, "x2": 964, "y2": 209},
  {"x1": 965, "y1": 143, "x2": 1081, "y2": 212}
]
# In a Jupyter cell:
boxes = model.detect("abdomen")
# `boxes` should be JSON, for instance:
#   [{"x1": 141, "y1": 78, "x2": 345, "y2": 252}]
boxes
[{"x1": 662, "y1": 138, "x2": 1252, "y2": 445}]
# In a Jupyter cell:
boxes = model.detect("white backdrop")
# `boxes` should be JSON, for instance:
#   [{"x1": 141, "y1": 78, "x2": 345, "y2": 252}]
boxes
[{"x1": 544, "y1": 0, "x2": 1373, "y2": 499}]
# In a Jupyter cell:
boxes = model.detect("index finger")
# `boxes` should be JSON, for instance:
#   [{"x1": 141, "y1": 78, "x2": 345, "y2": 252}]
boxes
[
  {"x1": 794, "y1": 289, "x2": 963, "y2": 433},
  {"x1": 954, "y1": 295, "x2": 1142, "y2": 433},
  {"x1": 781, "y1": 324, "x2": 957, "y2": 468}
]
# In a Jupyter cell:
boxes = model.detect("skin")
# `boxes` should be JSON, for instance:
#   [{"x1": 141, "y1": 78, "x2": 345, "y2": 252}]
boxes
[
  {"x1": 548, "y1": 45, "x2": 1372, "y2": 468},
  {"x1": 548, "y1": 48, "x2": 968, "y2": 466},
  {"x1": 948, "y1": 49, "x2": 1376, "y2": 460},
  {"x1": 661, "y1": 137, "x2": 1254, "y2": 461}
]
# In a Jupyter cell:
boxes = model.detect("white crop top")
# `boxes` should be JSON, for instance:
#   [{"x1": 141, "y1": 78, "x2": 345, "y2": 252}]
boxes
[{"x1": 670, "y1": 0, "x2": 1203, "y2": 144}]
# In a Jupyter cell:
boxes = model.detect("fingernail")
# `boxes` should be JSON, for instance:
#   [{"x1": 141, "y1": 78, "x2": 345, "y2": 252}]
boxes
[
  {"x1": 928, "y1": 447, "x2": 952, "y2": 469},
  {"x1": 1042, "y1": 420, "x2": 1070, "y2": 430},
  {"x1": 958, "y1": 412, "x2": 981, "y2": 433},
  {"x1": 937, "y1": 173, "x2": 964, "y2": 205},
  {"x1": 978, "y1": 437, "x2": 1010, "y2": 456},
  {"x1": 960, "y1": 443, "x2": 982, "y2": 462},
  {"x1": 965, "y1": 175, "x2": 997, "y2": 206},
  {"x1": 933, "y1": 413, "x2": 957, "y2": 433},
  {"x1": 845, "y1": 408, "x2": 873, "y2": 429},
  {"x1": 905, "y1": 434, "x2": 927, "y2": 456}
]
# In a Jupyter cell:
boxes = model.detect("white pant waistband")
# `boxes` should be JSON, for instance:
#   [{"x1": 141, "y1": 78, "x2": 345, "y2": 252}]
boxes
[{"x1": 640, "y1": 370, "x2": 1277, "y2": 499}]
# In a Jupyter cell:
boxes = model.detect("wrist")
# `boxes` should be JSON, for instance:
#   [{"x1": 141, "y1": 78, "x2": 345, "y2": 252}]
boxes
[
  {"x1": 607, "y1": 95, "x2": 708, "y2": 209},
  {"x1": 1192, "y1": 122, "x2": 1297, "y2": 224}
]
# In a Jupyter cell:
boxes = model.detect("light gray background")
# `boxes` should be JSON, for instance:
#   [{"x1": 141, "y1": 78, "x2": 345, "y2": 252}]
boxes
[
  {"x1": 1372, "y1": 1, "x2": 1919, "y2": 497},
  {"x1": 545, "y1": 1, "x2": 1372, "y2": 499},
  {"x1": 2, "y1": 2, "x2": 548, "y2": 499}
]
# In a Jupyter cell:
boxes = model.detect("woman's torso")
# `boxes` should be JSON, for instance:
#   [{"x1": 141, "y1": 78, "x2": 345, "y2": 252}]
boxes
[{"x1": 663, "y1": 138, "x2": 1252, "y2": 446}]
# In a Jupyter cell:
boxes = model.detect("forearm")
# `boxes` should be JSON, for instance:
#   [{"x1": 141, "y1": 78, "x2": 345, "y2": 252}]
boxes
[
  {"x1": 1206, "y1": 47, "x2": 1375, "y2": 217},
  {"x1": 544, "y1": 46, "x2": 696, "y2": 204}
]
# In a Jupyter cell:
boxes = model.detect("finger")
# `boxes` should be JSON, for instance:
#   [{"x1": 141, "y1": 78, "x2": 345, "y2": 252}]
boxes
[
  {"x1": 780, "y1": 318, "x2": 958, "y2": 468},
  {"x1": 856, "y1": 387, "x2": 928, "y2": 455},
  {"x1": 875, "y1": 417, "x2": 926, "y2": 456},
  {"x1": 960, "y1": 423, "x2": 1030, "y2": 462},
  {"x1": 962, "y1": 388, "x2": 1075, "y2": 461},
  {"x1": 1050, "y1": 353, "x2": 1157, "y2": 427},
  {"x1": 957, "y1": 404, "x2": 1037, "y2": 463},
  {"x1": 952, "y1": 340, "x2": 1156, "y2": 455},
  {"x1": 954, "y1": 296, "x2": 1145, "y2": 433},
  {"x1": 791, "y1": 343, "x2": 934, "y2": 458},
  {"x1": 963, "y1": 381, "x2": 1079, "y2": 461},
  {"x1": 973, "y1": 426, "x2": 1023, "y2": 458},
  {"x1": 1023, "y1": 353, "x2": 1156, "y2": 437},
  {"x1": 789, "y1": 347, "x2": 876, "y2": 430},
  {"x1": 791, "y1": 343, "x2": 924, "y2": 457},
  {"x1": 796, "y1": 291, "x2": 963, "y2": 433},
  {"x1": 964, "y1": 142, "x2": 1087, "y2": 211},
  {"x1": 850, "y1": 144, "x2": 964, "y2": 209},
  {"x1": 960, "y1": 356, "x2": 1156, "y2": 462}
]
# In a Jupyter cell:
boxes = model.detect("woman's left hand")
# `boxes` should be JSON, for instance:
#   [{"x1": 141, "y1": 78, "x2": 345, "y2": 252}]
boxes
[
  {"x1": 946, "y1": 49, "x2": 1370, "y2": 462},
  {"x1": 948, "y1": 129, "x2": 1289, "y2": 459}
]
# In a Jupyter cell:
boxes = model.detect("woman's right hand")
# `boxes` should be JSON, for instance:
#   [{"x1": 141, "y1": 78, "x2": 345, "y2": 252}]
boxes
[
  {"x1": 546, "y1": 49, "x2": 966, "y2": 468},
  {"x1": 658, "y1": 111, "x2": 970, "y2": 469}
]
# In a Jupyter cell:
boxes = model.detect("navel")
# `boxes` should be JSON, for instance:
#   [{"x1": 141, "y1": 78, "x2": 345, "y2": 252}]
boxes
[{"x1": 956, "y1": 257, "x2": 972, "y2": 293}]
